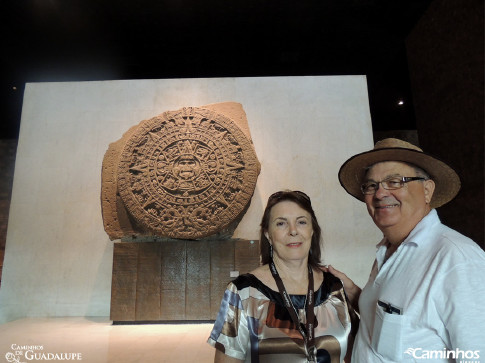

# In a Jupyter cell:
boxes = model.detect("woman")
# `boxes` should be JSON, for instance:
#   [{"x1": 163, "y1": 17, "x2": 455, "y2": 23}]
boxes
[{"x1": 207, "y1": 190, "x2": 358, "y2": 362}]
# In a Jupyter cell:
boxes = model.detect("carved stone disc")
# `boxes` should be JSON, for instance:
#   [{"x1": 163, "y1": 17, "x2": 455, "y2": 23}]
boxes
[{"x1": 117, "y1": 107, "x2": 260, "y2": 239}]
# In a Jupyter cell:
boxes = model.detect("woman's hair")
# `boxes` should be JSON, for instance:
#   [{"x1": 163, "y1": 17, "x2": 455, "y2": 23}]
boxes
[{"x1": 259, "y1": 190, "x2": 323, "y2": 268}]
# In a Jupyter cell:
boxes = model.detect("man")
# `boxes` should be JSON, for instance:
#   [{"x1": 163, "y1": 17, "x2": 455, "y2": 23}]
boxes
[{"x1": 331, "y1": 138, "x2": 485, "y2": 362}]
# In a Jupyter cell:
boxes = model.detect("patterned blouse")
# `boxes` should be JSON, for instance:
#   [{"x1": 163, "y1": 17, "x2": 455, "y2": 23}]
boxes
[{"x1": 207, "y1": 271, "x2": 358, "y2": 362}]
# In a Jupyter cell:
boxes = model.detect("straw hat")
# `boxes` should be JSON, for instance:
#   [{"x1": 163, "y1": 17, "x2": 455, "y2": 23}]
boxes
[{"x1": 338, "y1": 138, "x2": 460, "y2": 208}]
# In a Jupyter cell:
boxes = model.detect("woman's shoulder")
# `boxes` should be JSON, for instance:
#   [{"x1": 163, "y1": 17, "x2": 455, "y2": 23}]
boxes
[
  {"x1": 231, "y1": 266, "x2": 281, "y2": 301},
  {"x1": 231, "y1": 267, "x2": 270, "y2": 291},
  {"x1": 321, "y1": 270, "x2": 344, "y2": 291},
  {"x1": 314, "y1": 268, "x2": 346, "y2": 305},
  {"x1": 311, "y1": 267, "x2": 342, "y2": 290},
  {"x1": 249, "y1": 264, "x2": 270, "y2": 281},
  {"x1": 231, "y1": 272, "x2": 259, "y2": 289}
]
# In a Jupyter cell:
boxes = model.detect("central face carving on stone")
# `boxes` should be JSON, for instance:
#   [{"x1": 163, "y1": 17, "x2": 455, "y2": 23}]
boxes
[
  {"x1": 116, "y1": 106, "x2": 260, "y2": 239},
  {"x1": 172, "y1": 154, "x2": 201, "y2": 182},
  {"x1": 160, "y1": 143, "x2": 212, "y2": 193}
]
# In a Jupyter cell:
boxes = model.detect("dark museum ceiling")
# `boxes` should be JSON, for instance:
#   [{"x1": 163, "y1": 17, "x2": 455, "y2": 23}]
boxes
[{"x1": 1, "y1": 0, "x2": 435, "y2": 139}]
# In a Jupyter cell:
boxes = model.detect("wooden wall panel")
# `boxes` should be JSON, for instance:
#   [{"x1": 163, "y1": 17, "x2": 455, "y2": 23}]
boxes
[
  {"x1": 110, "y1": 239, "x2": 260, "y2": 322},
  {"x1": 186, "y1": 240, "x2": 211, "y2": 320},
  {"x1": 160, "y1": 241, "x2": 187, "y2": 320},
  {"x1": 210, "y1": 240, "x2": 234, "y2": 319},
  {"x1": 235, "y1": 239, "x2": 260, "y2": 274},
  {"x1": 110, "y1": 243, "x2": 138, "y2": 321},
  {"x1": 135, "y1": 242, "x2": 161, "y2": 321}
]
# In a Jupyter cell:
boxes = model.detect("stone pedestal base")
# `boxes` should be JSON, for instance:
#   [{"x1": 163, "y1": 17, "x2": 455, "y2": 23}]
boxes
[{"x1": 110, "y1": 239, "x2": 260, "y2": 322}]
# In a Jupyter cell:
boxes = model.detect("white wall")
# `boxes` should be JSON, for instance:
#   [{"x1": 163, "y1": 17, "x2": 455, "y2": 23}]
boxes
[{"x1": 0, "y1": 76, "x2": 381, "y2": 323}]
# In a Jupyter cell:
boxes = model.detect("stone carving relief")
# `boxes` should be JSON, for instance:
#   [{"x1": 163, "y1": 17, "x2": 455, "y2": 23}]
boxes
[{"x1": 101, "y1": 102, "x2": 260, "y2": 240}]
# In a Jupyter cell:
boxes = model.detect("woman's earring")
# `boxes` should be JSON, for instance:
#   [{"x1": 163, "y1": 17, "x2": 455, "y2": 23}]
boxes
[{"x1": 269, "y1": 244, "x2": 273, "y2": 259}]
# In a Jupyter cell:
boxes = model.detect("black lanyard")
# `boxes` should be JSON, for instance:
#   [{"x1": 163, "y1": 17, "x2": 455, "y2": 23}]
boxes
[{"x1": 269, "y1": 259, "x2": 317, "y2": 362}]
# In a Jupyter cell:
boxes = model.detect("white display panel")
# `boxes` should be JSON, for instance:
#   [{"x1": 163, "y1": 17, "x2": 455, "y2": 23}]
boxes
[{"x1": 0, "y1": 76, "x2": 380, "y2": 322}]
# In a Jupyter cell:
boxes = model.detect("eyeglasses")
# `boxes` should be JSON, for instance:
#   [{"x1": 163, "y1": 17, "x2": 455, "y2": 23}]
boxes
[
  {"x1": 268, "y1": 190, "x2": 311, "y2": 202},
  {"x1": 361, "y1": 176, "x2": 427, "y2": 195}
]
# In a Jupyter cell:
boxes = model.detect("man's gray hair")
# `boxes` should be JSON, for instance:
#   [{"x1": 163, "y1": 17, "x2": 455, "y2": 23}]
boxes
[
  {"x1": 364, "y1": 162, "x2": 431, "y2": 180},
  {"x1": 412, "y1": 165, "x2": 431, "y2": 179}
]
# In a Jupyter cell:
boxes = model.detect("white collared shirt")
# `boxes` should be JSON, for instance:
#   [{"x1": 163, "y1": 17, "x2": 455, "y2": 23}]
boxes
[{"x1": 352, "y1": 209, "x2": 485, "y2": 362}]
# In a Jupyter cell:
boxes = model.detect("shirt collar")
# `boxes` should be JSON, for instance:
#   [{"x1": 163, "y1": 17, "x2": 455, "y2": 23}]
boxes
[{"x1": 403, "y1": 209, "x2": 440, "y2": 246}]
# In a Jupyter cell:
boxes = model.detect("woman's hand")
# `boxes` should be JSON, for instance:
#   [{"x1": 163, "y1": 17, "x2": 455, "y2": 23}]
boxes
[{"x1": 322, "y1": 265, "x2": 361, "y2": 312}]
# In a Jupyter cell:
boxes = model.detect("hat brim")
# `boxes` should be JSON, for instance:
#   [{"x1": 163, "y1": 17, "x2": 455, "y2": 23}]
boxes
[{"x1": 338, "y1": 147, "x2": 460, "y2": 209}]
